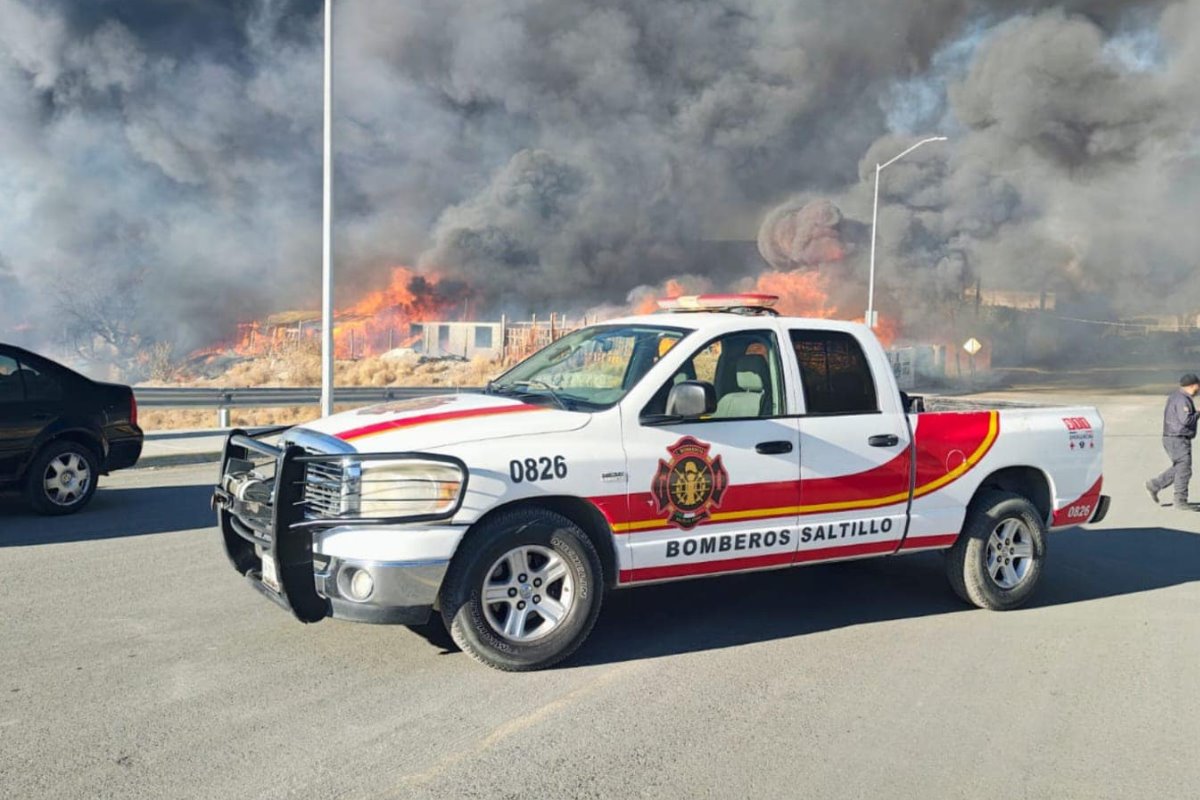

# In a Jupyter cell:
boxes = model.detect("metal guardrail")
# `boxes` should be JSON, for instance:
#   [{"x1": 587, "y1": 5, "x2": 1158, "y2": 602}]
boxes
[
  {"x1": 135, "y1": 386, "x2": 470, "y2": 425},
  {"x1": 135, "y1": 386, "x2": 460, "y2": 408}
]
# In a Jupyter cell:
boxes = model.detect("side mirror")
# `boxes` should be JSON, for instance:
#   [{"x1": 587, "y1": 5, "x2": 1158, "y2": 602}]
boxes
[{"x1": 665, "y1": 380, "x2": 717, "y2": 419}]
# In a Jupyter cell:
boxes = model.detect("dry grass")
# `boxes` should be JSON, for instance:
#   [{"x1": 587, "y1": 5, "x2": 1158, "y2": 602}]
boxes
[{"x1": 142, "y1": 347, "x2": 502, "y2": 431}]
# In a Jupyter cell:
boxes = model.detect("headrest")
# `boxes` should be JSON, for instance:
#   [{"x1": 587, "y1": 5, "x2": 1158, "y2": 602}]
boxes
[{"x1": 735, "y1": 354, "x2": 767, "y2": 392}]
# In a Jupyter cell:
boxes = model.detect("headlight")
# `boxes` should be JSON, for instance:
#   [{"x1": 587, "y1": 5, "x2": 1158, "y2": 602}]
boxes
[{"x1": 348, "y1": 459, "x2": 465, "y2": 518}]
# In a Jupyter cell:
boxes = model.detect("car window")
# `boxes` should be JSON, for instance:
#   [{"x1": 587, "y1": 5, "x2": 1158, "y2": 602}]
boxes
[
  {"x1": 645, "y1": 331, "x2": 784, "y2": 419},
  {"x1": 19, "y1": 361, "x2": 63, "y2": 403},
  {"x1": 790, "y1": 330, "x2": 878, "y2": 414},
  {"x1": 490, "y1": 324, "x2": 687, "y2": 410},
  {"x1": 0, "y1": 355, "x2": 22, "y2": 402}
]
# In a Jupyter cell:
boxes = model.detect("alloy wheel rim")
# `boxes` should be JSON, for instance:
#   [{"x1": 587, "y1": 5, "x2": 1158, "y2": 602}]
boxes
[
  {"x1": 986, "y1": 518, "x2": 1035, "y2": 590},
  {"x1": 482, "y1": 545, "x2": 575, "y2": 643},
  {"x1": 43, "y1": 452, "x2": 91, "y2": 506}
]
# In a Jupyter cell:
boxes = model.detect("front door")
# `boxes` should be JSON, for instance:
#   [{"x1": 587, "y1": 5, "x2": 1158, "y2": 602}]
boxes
[
  {"x1": 619, "y1": 329, "x2": 801, "y2": 583},
  {"x1": 789, "y1": 328, "x2": 913, "y2": 562}
]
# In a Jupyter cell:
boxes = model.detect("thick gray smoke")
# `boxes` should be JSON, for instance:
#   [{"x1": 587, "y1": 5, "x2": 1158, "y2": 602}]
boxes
[{"x1": 0, "y1": 0, "x2": 1195, "y2": 370}]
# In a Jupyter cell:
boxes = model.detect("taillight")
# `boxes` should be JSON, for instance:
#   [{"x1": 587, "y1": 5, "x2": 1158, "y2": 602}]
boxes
[{"x1": 130, "y1": 392, "x2": 138, "y2": 427}]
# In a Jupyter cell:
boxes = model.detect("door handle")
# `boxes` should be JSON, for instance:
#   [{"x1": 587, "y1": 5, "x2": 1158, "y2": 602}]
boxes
[
  {"x1": 868, "y1": 434, "x2": 900, "y2": 448},
  {"x1": 756, "y1": 440, "x2": 794, "y2": 455}
]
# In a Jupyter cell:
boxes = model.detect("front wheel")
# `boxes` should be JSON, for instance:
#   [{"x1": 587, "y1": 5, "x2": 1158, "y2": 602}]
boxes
[
  {"x1": 439, "y1": 508, "x2": 603, "y2": 671},
  {"x1": 945, "y1": 490, "x2": 1046, "y2": 610}
]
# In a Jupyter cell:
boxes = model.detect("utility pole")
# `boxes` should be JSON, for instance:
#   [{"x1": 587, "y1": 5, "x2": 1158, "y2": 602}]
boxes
[
  {"x1": 866, "y1": 135, "x2": 947, "y2": 329},
  {"x1": 320, "y1": 0, "x2": 335, "y2": 417}
]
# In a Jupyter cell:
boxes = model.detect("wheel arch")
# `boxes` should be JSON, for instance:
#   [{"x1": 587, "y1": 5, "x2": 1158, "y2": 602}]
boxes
[
  {"x1": 24, "y1": 428, "x2": 106, "y2": 479},
  {"x1": 460, "y1": 496, "x2": 620, "y2": 589},
  {"x1": 971, "y1": 466, "x2": 1053, "y2": 525}
]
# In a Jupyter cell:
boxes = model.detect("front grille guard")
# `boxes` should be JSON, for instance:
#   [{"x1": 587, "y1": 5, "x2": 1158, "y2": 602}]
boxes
[{"x1": 211, "y1": 428, "x2": 468, "y2": 623}]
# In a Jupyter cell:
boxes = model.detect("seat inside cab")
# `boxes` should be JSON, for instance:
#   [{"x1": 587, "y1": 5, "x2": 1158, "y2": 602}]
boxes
[
  {"x1": 712, "y1": 354, "x2": 769, "y2": 417},
  {"x1": 645, "y1": 333, "x2": 782, "y2": 419}
]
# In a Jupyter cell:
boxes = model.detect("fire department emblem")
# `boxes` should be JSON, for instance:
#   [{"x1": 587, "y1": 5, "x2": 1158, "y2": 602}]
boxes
[{"x1": 652, "y1": 436, "x2": 729, "y2": 529}]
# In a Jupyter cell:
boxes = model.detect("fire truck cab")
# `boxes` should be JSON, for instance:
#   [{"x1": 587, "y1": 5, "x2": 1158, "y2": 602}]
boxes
[{"x1": 213, "y1": 294, "x2": 1108, "y2": 671}]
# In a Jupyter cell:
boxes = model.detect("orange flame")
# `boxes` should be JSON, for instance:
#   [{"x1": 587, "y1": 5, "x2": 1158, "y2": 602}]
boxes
[
  {"x1": 628, "y1": 269, "x2": 900, "y2": 347},
  {"x1": 331, "y1": 267, "x2": 466, "y2": 358},
  {"x1": 190, "y1": 266, "x2": 467, "y2": 362},
  {"x1": 751, "y1": 270, "x2": 837, "y2": 318},
  {"x1": 634, "y1": 279, "x2": 690, "y2": 315}
]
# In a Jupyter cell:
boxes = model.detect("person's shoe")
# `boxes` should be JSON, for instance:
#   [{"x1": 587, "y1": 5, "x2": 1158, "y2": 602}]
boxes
[
  {"x1": 1146, "y1": 482, "x2": 1161, "y2": 504},
  {"x1": 1172, "y1": 501, "x2": 1200, "y2": 511}
]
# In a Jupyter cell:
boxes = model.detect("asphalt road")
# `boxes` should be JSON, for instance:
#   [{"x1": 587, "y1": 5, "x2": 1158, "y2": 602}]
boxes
[{"x1": 2, "y1": 393, "x2": 1198, "y2": 799}]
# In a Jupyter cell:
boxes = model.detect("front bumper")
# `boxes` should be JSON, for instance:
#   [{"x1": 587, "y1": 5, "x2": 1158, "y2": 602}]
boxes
[
  {"x1": 316, "y1": 556, "x2": 449, "y2": 624},
  {"x1": 211, "y1": 429, "x2": 460, "y2": 626}
]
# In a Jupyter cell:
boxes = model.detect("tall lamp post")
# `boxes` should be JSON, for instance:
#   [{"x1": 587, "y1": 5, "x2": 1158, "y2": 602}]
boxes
[
  {"x1": 866, "y1": 135, "x2": 947, "y2": 329},
  {"x1": 320, "y1": 0, "x2": 335, "y2": 417}
]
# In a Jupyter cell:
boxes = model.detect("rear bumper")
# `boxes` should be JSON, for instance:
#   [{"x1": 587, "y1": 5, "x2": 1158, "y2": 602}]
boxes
[{"x1": 104, "y1": 434, "x2": 143, "y2": 472}]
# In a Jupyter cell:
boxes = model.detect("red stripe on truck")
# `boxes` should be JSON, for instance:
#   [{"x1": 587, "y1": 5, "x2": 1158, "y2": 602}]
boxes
[
  {"x1": 619, "y1": 539, "x2": 905, "y2": 583},
  {"x1": 1051, "y1": 476, "x2": 1104, "y2": 527},
  {"x1": 334, "y1": 404, "x2": 546, "y2": 442}
]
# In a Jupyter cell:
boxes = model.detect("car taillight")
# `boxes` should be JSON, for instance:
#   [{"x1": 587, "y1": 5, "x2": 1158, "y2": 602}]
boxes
[{"x1": 130, "y1": 393, "x2": 138, "y2": 427}]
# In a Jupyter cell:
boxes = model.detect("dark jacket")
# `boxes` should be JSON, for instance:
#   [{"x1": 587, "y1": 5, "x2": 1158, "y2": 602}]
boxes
[{"x1": 1164, "y1": 389, "x2": 1198, "y2": 439}]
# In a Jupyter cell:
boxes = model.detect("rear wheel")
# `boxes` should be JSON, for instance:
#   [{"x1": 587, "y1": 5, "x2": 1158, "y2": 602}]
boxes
[
  {"x1": 439, "y1": 508, "x2": 603, "y2": 671},
  {"x1": 27, "y1": 440, "x2": 100, "y2": 516},
  {"x1": 945, "y1": 490, "x2": 1045, "y2": 610}
]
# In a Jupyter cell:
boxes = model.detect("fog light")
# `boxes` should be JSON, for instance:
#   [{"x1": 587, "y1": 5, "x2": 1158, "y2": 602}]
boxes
[{"x1": 341, "y1": 567, "x2": 375, "y2": 602}]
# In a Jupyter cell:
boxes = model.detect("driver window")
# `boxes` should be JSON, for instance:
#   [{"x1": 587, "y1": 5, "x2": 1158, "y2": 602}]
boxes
[{"x1": 646, "y1": 332, "x2": 783, "y2": 419}]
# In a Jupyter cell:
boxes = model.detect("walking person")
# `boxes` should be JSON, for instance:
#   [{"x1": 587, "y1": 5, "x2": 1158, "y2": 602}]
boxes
[{"x1": 1147, "y1": 373, "x2": 1199, "y2": 510}]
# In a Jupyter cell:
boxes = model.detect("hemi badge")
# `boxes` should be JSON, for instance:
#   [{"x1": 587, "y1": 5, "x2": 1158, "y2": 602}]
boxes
[{"x1": 601, "y1": 471, "x2": 626, "y2": 483}]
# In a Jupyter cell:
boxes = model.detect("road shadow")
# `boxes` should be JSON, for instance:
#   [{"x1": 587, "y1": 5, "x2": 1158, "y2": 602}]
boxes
[
  {"x1": 557, "y1": 525, "x2": 1200, "y2": 667},
  {"x1": 0, "y1": 484, "x2": 214, "y2": 546}
]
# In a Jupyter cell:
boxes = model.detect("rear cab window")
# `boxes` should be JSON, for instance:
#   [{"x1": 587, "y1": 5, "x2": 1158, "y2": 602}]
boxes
[{"x1": 789, "y1": 330, "x2": 879, "y2": 415}]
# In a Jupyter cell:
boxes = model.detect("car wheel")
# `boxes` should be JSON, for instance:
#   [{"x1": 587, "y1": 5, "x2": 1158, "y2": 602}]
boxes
[
  {"x1": 27, "y1": 440, "x2": 100, "y2": 516},
  {"x1": 439, "y1": 508, "x2": 603, "y2": 671},
  {"x1": 945, "y1": 490, "x2": 1046, "y2": 610}
]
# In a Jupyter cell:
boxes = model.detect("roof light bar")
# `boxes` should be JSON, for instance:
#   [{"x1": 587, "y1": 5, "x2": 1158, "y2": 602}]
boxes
[{"x1": 656, "y1": 293, "x2": 780, "y2": 314}]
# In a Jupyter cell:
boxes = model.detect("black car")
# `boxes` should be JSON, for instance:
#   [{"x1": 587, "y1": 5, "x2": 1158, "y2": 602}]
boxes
[{"x1": 0, "y1": 344, "x2": 143, "y2": 515}]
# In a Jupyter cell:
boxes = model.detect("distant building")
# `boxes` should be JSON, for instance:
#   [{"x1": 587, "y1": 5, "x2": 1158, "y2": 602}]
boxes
[
  {"x1": 413, "y1": 314, "x2": 588, "y2": 362},
  {"x1": 963, "y1": 287, "x2": 1056, "y2": 311},
  {"x1": 411, "y1": 321, "x2": 504, "y2": 359}
]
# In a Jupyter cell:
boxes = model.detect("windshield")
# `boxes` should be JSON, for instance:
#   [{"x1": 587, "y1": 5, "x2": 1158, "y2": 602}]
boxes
[{"x1": 488, "y1": 324, "x2": 689, "y2": 410}]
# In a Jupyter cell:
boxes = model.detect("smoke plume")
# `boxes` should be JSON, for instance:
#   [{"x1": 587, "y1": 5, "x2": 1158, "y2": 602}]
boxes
[{"x1": 0, "y1": 0, "x2": 1196, "y2": 369}]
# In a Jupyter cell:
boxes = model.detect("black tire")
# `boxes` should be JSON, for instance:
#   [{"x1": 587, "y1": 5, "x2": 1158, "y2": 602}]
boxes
[
  {"x1": 26, "y1": 440, "x2": 101, "y2": 516},
  {"x1": 945, "y1": 490, "x2": 1046, "y2": 610},
  {"x1": 439, "y1": 508, "x2": 604, "y2": 671}
]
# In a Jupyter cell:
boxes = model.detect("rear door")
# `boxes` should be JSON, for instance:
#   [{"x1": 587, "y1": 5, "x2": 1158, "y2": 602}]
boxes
[
  {"x1": 0, "y1": 352, "x2": 38, "y2": 479},
  {"x1": 788, "y1": 328, "x2": 913, "y2": 562},
  {"x1": 619, "y1": 326, "x2": 801, "y2": 583}
]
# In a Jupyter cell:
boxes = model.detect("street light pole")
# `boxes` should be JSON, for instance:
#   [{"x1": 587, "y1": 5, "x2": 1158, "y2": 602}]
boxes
[
  {"x1": 866, "y1": 135, "x2": 947, "y2": 329},
  {"x1": 320, "y1": 0, "x2": 335, "y2": 417}
]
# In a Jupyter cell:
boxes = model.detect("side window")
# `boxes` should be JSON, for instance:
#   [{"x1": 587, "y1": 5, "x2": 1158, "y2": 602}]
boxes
[
  {"x1": 0, "y1": 355, "x2": 23, "y2": 402},
  {"x1": 790, "y1": 330, "x2": 878, "y2": 415},
  {"x1": 646, "y1": 331, "x2": 784, "y2": 419},
  {"x1": 19, "y1": 362, "x2": 63, "y2": 403}
]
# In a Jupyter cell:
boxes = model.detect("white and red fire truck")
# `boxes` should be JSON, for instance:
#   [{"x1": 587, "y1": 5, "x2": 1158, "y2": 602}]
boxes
[{"x1": 213, "y1": 294, "x2": 1109, "y2": 670}]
